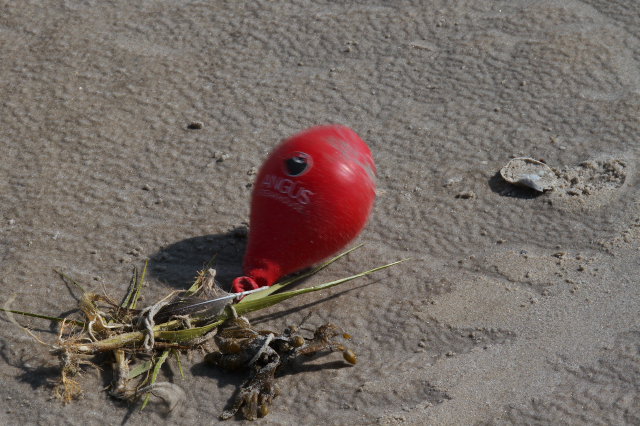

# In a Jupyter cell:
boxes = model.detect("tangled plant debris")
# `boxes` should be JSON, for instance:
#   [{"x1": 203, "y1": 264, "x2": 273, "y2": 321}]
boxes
[
  {"x1": 1, "y1": 245, "x2": 406, "y2": 420},
  {"x1": 208, "y1": 313, "x2": 356, "y2": 420}
]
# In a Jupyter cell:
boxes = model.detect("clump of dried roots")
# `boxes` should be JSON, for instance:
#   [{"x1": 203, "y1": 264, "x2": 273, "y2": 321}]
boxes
[
  {"x1": 0, "y1": 247, "x2": 405, "y2": 416},
  {"x1": 206, "y1": 313, "x2": 356, "y2": 420},
  {"x1": 3, "y1": 264, "x2": 224, "y2": 408}
]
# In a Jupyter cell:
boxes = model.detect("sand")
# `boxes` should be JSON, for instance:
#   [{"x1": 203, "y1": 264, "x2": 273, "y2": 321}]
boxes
[{"x1": 2, "y1": 0, "x2": 640, "y2": 424}]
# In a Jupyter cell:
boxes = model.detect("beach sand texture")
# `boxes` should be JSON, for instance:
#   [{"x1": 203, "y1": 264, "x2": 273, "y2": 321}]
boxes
[{"x1": 2, "y1": 0, "x2": 640, "y2": 424}]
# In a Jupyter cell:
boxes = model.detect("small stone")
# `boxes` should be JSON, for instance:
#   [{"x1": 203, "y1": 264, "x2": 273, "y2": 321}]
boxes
[
  {"x1": 444, "y1": 177, "x2": 462, "y2": 186},
  {"x1": 456, "y1": 191, "x2": 475, "y2": 199},
  {"x1": 187, "y1": 121, "x2": 204, "y2": 130},
  {"x1": 497, "y1": 239, "x2": 505, "y2": 244},
  {"x1": 8, "y1": 219, "x2": 15, "y2": 225},
  {"x1": 143, "y1": 184, "x2": 153, "y2": 191}
]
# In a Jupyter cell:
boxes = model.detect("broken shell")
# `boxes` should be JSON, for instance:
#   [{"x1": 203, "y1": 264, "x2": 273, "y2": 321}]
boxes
[{"x1": 500, "y1": 157, "x2": 557, "y2": 192}]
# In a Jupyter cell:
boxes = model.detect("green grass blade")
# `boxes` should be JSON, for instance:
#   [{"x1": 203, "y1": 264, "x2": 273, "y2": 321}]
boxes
[
  {"x1": 172, "y1": 349, "x2": 184, "y2": 379},
  {"x1": 141, "y1": 349, "x2": 170, "y2": 410},
  {"x1": 73, "y1": 258, "x2": 407, "y2": 351},
  {"x1": 234, "y1": 259, "x2": 408, "y2": 316},
  {"x1": 240, "y1": 244, "x2": 365, "y2": 303},
  {"x1": 129, "y1": 359, "x2": 153, "y2": 379},
  {"x1": 143, "y1": 254, "x2": 394, "y2": 341},
  {"x1": 129, "y1": 259, "x2": 148, "y2": 310},
  {"x1": 121, "y1": 265, "x2": 138, "y2": 309},
  {"x1": 53, "y1": 269, "x2": 87, "y2": 294},
  {"x1": 154, "y1": 321, "x2": 222, "y2": 343},
  {"x1": 0, "y1": 308, "x2": 86, "y2": 327}
]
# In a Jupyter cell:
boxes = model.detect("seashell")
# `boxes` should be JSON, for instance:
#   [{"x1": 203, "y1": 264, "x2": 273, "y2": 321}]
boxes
[{"x1": 500, "y1": 157, "x2": 557, "y2": 192}]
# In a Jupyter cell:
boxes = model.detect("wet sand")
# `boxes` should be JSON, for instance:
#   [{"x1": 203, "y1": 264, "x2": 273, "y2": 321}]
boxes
[{"x1": 2, "y1": 0, "x2": 640, "y2": 424}]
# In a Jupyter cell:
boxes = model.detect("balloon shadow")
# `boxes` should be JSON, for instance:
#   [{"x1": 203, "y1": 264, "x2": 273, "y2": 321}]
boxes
[{"x1": 146, "y1": 227, "x2": 249, "y2": 291}]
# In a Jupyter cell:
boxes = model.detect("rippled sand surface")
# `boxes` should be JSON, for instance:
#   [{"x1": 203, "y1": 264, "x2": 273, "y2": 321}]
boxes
[{"x1": 2, "y1": 1, "x2": 640, "y2": 424}]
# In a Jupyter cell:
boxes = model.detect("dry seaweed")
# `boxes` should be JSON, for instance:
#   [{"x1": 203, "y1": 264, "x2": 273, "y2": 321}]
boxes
[
  {"x1": 207, "y1": 315, "x2": 357, "y2": 420},
  {"x1": 0, "y1": 246, "x2": 407, "y2": 418}
]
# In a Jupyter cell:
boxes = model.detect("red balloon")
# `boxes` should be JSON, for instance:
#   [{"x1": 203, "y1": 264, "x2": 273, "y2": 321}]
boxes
[{"x1": 232, "y1": 125, "x2": 376, "y2": 293}]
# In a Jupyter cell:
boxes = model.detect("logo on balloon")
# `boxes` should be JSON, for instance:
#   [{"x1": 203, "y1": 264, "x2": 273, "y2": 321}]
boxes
[
  {"x1": 257, "y1": 174, "x2": 313, "y2": 212},
  {"x1": 282, "y1": 152, "x2": 312, "y2": 177}
]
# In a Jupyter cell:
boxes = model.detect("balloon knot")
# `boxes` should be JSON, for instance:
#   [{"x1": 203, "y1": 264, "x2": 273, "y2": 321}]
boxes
[{"x1": 231, "y1": 276, "x2": 260, "y2": 294}]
